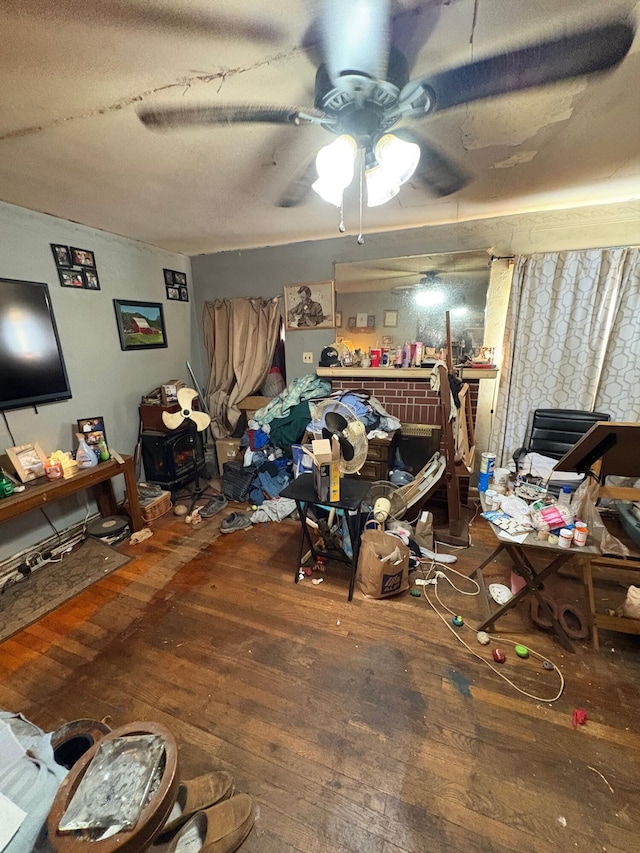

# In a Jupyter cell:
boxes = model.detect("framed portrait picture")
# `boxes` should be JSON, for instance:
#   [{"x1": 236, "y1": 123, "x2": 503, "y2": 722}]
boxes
[
  {"x1": 174, "y1": 272, "x2": 187, "y2": 286},
  {"x1": 51, "y1": 244, "x2": 71, "y2": 267},
  {"x1": 347, "y1": 316, "x2": 356, "y2": 329},
  {"x1": 70, "y1": 247, "x2": 96, "y2": 268},
  {"x1": 77, "y1": 416, "x2": 107, "y2": 448},
  {"x1": 7, "y1": 442, "x2": 48, "y2": 483},
  {"x1": 335, "y1": 311, "x2": 342, "y2": 328},
  {"x1": 58, "y1": 268, "x2": 84, "y2": 288},
  {"x1": 384, "y1": 310, "x2": 398, "y2": 328},
  {"x1": 284, "y1": 280, "x2": 335, "y2": 331},
  {"x1": 367, "y1": 314, "x2": 376, "y2": 328},
  {"x1": 83, "y1": 269, "x2": 100, "y2": 290},
  {"x1": 113, "y1": 299, "x2": 168, "y2": 351},
  {"x1": 356, "y1": 312, "x2": 368, "y2": 328},
  {"x1": 179, "y1": 286, "x2": 189, "y2": 302},
  {"x1": 166, "y1": 285, "x2": 180, "y2": 301},
  {"x1": 163, "y1": 268, "x2": 174, "y2": 285}
]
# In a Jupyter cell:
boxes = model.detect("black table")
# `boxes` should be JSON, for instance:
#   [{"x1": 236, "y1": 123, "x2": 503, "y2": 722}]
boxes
[{"x1": 280, "y1": 473, "x2": 371, "y2": 601}]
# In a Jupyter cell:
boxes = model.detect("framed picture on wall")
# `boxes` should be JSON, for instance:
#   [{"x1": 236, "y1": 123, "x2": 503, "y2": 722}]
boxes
[
  {"x1": 335, "y1": 311, "x2": 342, "y2": 328},
  {"x1": 70, "y1": 247, "x2": 96, "y2": 268},
  {"x1": 166, "y1": 285, "x2": 180, "y2": 300},
  {"x1": 58, "y1": 268, "x2": 84, "y2": 288},
  {"x1": 284, "y1": 280, "x2": 335, "y2": 331},
  {"x1": 51, "y1": 244, "x2": 71, "y2": 267},
  {"x1": 384, "y1": 310, "x2": 398, "y2": 328},
  {"x1": 83, "y1": 269, "x2": 100, "y2": 290},
  {"x1": 113, "y1": 299, "x2": 168, "y2": 351},
  {"x1": 347, "y1": 316, "x2": 356, "y2": 329}
]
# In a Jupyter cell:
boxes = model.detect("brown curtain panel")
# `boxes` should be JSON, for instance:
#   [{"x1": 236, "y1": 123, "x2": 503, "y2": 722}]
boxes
[{"x1": 203, "y1": 296, "x2": 282, "y2": 438}]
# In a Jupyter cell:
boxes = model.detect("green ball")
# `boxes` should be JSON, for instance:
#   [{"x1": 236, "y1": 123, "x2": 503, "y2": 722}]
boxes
[{"x1": 515, "y1": 644, "x2": 529, "y2": 658}]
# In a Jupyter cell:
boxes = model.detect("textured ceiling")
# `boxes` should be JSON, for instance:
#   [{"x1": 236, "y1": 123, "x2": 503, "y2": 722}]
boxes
[{"x1": 0, "y1": 0, "x2": 639, "y2": 254}]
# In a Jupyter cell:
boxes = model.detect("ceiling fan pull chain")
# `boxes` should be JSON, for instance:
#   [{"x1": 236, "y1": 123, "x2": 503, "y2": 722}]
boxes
[
  {"x1": 339, "y1": 196, "x2": 345, "y2": 233},
  {"x1": 357, "y1": 153, "x2": 364, "y2": 245}
]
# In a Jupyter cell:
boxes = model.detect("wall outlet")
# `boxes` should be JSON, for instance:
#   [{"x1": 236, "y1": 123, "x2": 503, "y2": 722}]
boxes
[{"x1": 303, "y1": 352, "x2": 313, "y2": 363}]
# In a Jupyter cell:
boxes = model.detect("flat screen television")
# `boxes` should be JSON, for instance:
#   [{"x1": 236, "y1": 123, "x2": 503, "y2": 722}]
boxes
[{"x1": 0, "y1": 277, "x2": 72, "y2": 411}]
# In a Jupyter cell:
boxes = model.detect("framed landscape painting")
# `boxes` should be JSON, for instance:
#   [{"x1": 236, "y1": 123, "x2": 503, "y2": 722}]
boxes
[{"x1": 113, "y1": 299, "x2": 167, "y2": 351}]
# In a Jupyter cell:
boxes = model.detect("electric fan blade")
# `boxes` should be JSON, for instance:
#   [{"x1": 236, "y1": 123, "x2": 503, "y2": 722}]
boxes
[
  {"x1": 408, "y1": 20, "x2": 635, "y2": 115},
  {"x1": 325, "y1": 411, "x2": 348, "y2": 433},
  {"x1": 393, "y1": 129, "x2": 469, "y2": 197},
  {"x1": 137, "y1": 103, "x2": 321, "y2": 131},
  {"x1": 177, "y1": 387, "x2": 197, "y2": 410},
  {"x1": 320, "y1": 0, "x2": 391, "y2": 84},
  {"x1": 162, "y1": 411, "x2": 185, "y2": 430},
  {"x1": 189, "y1": 410, "x2": 212, "y2": 432}
]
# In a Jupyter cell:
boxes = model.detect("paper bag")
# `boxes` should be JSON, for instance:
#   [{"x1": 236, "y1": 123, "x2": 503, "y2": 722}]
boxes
[
  {"x1": 415, "y1": 510, "x2": 434, "y2": 551},
  {"x1": 356, "y1": 529, "x2": 410, "y2": 599}
]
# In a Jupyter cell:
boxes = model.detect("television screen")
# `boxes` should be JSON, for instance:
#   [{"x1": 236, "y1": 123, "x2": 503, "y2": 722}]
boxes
[{"x1": 0, "y1": 277, "x2": 72, "y2": 411}]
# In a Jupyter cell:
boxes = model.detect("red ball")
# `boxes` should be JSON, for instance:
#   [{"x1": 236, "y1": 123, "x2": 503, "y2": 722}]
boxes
[{"x1": 493, "y1": 648, "x2": 506, "y2": 664}]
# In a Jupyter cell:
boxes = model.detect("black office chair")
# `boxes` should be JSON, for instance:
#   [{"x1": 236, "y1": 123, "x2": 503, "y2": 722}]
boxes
[{"x1": 514, "y1": 408, "x2": 611, "y2": 492}]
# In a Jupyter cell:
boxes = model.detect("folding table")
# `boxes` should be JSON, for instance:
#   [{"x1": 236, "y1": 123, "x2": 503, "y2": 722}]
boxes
[
  {"x1": 471, "y1": 528, "x2": 600, "y2": 652},
  {"x1": 280, "y1": 473, "x2": 370, "y2": 601}
]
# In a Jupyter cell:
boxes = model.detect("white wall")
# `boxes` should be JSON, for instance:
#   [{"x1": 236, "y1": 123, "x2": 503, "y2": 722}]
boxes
[{"x1": 0, "y1": 200, "x2": 192, "y2": 562}]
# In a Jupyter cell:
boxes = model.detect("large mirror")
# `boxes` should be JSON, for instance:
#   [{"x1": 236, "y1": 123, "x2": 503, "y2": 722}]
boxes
[{"x1": 334, "y1": 250, "x2": 491, "y2": 362}]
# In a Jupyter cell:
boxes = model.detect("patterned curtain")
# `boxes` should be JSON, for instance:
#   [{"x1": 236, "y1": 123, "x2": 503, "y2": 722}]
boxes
[
  {"x1": 595, "y1": 250, "x2": 640, "y2": 421},
  {"x1": 493, "y1": 249, "x2": 628, "y2": 465}
]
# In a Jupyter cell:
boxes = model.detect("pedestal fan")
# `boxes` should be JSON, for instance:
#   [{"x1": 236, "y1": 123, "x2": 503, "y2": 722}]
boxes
[{"x1": 162, "y1": 388, "x2": 218, "y2": 512}]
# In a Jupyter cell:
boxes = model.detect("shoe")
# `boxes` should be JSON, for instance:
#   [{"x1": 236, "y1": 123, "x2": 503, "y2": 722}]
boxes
[
  {"x1": 167, "y1": 794, "x2": 254, "y2": 853},
  {"x1": 220, "y1": 513, "x2": 252, "y2": 534},
  {"x1": 199, "y1": 495, "x2": 228, "y2": 519},
  {"x1": 161, "y1": 771, "x2": 235, "y2": 835}
]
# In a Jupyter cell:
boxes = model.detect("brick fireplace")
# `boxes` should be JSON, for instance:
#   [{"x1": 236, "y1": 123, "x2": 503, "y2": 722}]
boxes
[{"x1": 323, "y1": 371, "x2": 481, "y2": 431}]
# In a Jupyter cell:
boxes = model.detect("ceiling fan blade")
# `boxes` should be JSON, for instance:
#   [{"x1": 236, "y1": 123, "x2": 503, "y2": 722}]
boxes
[
  {"x1": 9, "y1": 1, "x2": 283, "y2": 44},
  {"x1": 162, "y1": 411, "x2": 185, "y2": 431},
  {"x1": 411, "y1": 20, "x2": 635, "y2": 115},
  {"x1": 189, "y1": 410, "x2": 212, "y2": 432},
  {"x1": 320, "y1": 0, "x2": 391, "y2": 83},
  {"x1": 137, "y1": 103, "x2": 320, "y2": 131},
  {"x1": 393, "y1": 129, "x2": 469, "y2": 197},
  {"x1": 177, "y1": 387, "x2": 198, "y2": 410},
  {"x1": 276, "y1": 157, "x2": 317, "y2": 208}
]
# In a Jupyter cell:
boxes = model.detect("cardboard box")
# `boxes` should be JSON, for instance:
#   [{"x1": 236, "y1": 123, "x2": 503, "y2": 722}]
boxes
[
  {"x1": 311, "y1": 438, "x2": 340, "y2": 503},
  {"x1": 215, "y1": 438, "x2": 243, "y2": 473},
  {"x1": 237, "y1": 395, "x2": 272, "y2": 420}
]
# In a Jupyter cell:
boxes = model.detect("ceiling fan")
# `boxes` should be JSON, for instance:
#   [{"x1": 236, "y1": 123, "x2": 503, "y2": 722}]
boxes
[{"x1": 137, "y1": 1, "x2": 635, "y2": 210}]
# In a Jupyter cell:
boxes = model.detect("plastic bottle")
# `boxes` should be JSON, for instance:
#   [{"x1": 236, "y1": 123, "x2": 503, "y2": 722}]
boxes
[
  {"x1": 557, "y1": 484, "x2": 572, "y2": 507},
  {"x1": 0, "y1": 472, "x2": 15, "y2": 498},
  {"x1": 402, "y1": 342, "x2": 410, "y2": 368},
  {"x1": 75, "y1": 434, "x2": 98, "y2": 468},
  {"x1": 97, "y1": 438, "x2": 110, "y2": 462}
]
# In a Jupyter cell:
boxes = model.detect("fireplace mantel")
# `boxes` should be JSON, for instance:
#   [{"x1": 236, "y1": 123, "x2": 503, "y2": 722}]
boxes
[{"x1": 316, "y1": 367, "x2": 498, "y2": 380}]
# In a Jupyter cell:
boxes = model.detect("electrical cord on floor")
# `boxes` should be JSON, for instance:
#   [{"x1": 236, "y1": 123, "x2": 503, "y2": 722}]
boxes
[{"x1": 418, "y1": 559, "x2": 565, "y2": 703}]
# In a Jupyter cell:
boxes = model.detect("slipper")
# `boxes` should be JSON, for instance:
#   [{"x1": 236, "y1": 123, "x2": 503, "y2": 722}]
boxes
[
  {"x1": 160, "y1": 771, "x2": 235, "y2": 836},
  {"x1": 557, "y1": 601, "x2": 589, "y2": 640},
  {"x1": 160, "y1": 794, "x2": 254, "y2": 852},
  {"x1": 530, "y1": 591, "x2": 559, "y2": 631}
]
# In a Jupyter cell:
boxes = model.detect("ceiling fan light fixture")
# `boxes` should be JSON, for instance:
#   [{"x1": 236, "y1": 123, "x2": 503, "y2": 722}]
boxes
[
  {"x1": 414, "y1": 289, "x2": 444, "y2": 307},
  {"x1": 312, "y1": 134, "x2": 357, "y2": 207},
  {"x1": 374, "y1": 133, "x2": 420, "y2": 186},
  {"x1": 365, "y1": 163, "x2": 400, "y2": 207}
]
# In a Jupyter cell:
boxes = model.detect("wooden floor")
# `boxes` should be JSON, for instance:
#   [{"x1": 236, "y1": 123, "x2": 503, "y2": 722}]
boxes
[{"x1": 1, "y1": 508, "x2": 639, "y2": 852}]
